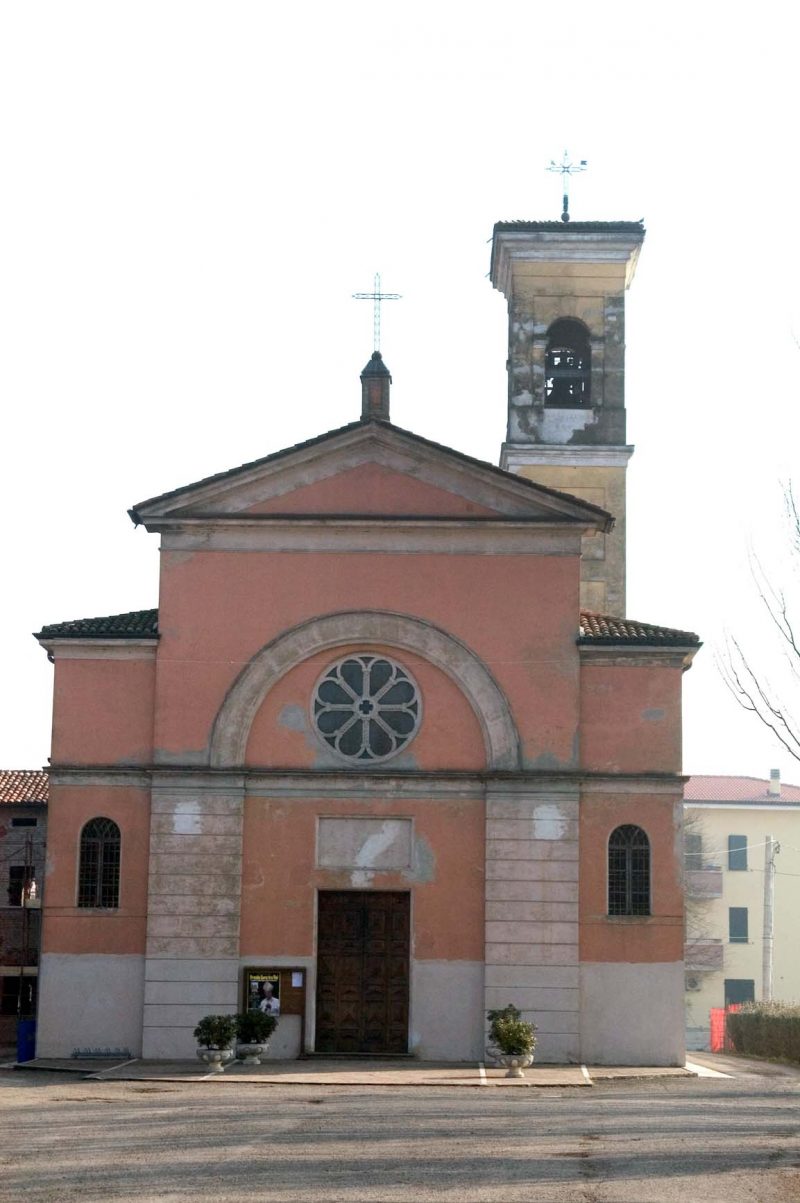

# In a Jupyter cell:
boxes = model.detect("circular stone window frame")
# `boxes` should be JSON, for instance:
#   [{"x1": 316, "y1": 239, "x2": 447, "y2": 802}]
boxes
[{"x1": 310, "y1": 652, "x2": 423, "y2": 765}]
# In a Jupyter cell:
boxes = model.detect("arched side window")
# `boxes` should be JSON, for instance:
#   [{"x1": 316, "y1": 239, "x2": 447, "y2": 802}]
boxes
[
  {"x1": 545, "y1": 319, "x2": 591, "y2": 406},
  {"x1": 78, "y1": 817, "x2": 121, "y2": 908},
  {"x1": 608, "y1": 824, "x2": 650, "y2": 916}
]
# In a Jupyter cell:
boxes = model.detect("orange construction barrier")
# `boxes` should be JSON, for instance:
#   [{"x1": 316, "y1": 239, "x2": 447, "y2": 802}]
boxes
[{"x1": 709, "y1": 1005, "x2": 740, "y2": 1052}]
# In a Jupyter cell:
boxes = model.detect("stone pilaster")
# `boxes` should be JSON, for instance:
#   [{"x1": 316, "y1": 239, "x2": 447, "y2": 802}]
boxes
[
  {"x1": 142, "y1": 773, "x2": 245, "y2": 1058},
  {"x1": 484, "y1": 787, "x2": 580, "y2": 1063}
]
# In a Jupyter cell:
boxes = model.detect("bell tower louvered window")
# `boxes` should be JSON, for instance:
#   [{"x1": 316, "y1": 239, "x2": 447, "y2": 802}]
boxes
[{"x1": 78, "y1": 817, "x2": 121, "y2": 908}]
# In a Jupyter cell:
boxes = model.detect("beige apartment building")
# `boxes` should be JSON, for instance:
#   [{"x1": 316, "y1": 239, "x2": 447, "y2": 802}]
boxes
[{"x1": 684, "y1": 773, "x2": 800, "y2": 1049}]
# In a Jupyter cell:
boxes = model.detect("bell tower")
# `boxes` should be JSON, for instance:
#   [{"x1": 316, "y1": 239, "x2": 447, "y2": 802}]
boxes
[{"x1": 490, "y1": 221, "x2": 645, "y2": 615}]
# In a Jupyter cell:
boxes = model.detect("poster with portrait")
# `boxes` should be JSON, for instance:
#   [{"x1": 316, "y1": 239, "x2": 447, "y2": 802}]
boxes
[{"x1": 245, "y1": 969, "x2": 281, "y2": 1016}]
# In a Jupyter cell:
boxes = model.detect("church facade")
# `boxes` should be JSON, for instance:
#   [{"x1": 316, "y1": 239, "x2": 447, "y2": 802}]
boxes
[{"x1": 34, "y1": 220, "x2": 699, "y2": 1064}]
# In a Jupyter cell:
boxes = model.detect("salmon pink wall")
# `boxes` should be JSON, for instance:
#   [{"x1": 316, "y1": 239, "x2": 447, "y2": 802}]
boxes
[
  {"x1": 239, "y1": 795, "x2": 485, "y2": 961},
  {"x1": 579, "y1": 790, "x2": 684, "y2": 962},
  {"x1": 247, "y1": 463, "x2": 502, "y2": 517},
  {"x1": 245, "y1": 645, "x2": 485, "y2": 770},
  {"x1": 42, "y1": 785, "x2": 150, "y2": 954},
  {"x1": 579, "y1": 663, "x2": 683, "y2": 773},
  {"x1": 155, "y1": 550, "x2": 582, "y2": 768},
  {"x1": 52, "y1": 659, "x2": 155, "y2": 765}
]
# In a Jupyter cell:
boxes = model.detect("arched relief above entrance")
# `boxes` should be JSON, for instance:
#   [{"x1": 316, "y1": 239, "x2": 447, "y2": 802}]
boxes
[
  {"x1": 208, "y1": 611, "x2": 520, "y2": 770},
  {"x1": 244, "y1": 644, "x2": 485, "y2": 771}
]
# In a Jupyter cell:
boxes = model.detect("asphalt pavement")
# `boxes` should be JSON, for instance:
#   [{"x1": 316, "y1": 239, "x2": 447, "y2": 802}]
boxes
[{"x1": 1, "y1": 1052, "x2": 799, "y2": 1202}]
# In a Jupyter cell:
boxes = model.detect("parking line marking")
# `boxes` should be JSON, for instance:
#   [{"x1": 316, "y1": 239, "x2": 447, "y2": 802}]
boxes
[
  {"x1": 580, "y1": 1065, "x2": 592, "y2": 1084},
  {"x1": 478, "y1": 1062, "x2": 487, "y2": 1085},
  {"x1": 685, "y1": 1060, "x2": 732, "y2": 1078},
  {"x1": 93, "y1": 1058, "x2": 139, "y2": 1077}
]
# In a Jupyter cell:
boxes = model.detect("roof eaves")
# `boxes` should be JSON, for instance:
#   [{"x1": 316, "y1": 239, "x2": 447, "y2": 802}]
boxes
[
  {"x1": 129, "y1": 417, "x2": 615, "y2": 530},
  {"x1": 34, "y1": 608, "x2": 160, "y2": 642},
  {"x1": 128, "y1": 419, "x2": 368, "y2": 523},
  {"x1": 578, "y1": 610, "x2": 701, "y2": 648},
  {"x1": 493, "y1": 220, "x2": 646, "y2": 234}
]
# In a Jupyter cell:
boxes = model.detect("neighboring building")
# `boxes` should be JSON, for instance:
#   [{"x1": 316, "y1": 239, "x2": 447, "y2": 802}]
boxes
[
  {"x1": 0, "y1": 770, "x2": 47, "y2": 1047},
  {"x1": 32, "y1": 218, "x2": 700, "y2": 1065},
  {"x1": 684, "y1": 772, "x2": 800, "y2": 1049}
]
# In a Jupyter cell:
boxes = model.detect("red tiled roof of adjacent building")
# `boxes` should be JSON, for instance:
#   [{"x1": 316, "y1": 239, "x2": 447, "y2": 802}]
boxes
[
  {"x1": 579, "y1": 612, "x2": 700, "y2": 646},
  {"x1": 685, "y1": 775, "x2": 800, "y2": 804},
  {"x1": 0, "y1": 770, "x2": 49, "y2": 805}
]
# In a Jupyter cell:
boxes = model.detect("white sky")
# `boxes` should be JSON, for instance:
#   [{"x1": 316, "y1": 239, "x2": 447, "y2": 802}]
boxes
[{"x1": 2, "y1": 1, "x2": 799, "y2": 782}]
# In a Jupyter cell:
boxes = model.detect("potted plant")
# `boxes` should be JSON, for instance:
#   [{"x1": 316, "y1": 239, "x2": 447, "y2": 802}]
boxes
[
  {"x1": 486, "y1": 1004, "x2": 537, "y2": 1078},
  {"x1": 235, "y1": 1009, "x2": 278, "y2": 1065},
  {"x1": 193, "y1": 1014, "x2": 237, "y2": 1072}
]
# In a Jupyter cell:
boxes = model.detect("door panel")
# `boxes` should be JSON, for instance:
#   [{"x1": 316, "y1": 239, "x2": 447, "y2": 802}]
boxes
[{"x1": 316, "y1": 891, "x2": 410, "y2": 1054}]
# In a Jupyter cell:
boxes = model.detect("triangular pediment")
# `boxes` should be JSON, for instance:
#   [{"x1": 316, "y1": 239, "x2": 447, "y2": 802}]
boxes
[{"x1": 129, "y1": 420, "x2": 612, "y2": 530}]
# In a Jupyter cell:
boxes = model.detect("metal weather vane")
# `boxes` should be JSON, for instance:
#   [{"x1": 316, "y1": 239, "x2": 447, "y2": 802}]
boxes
[
  {"x1": 352, "y1": 273, "x2": 401, "y2": 352},
  {"x1": 547, "y1": 151, "x2": 588, "y2": 223}
]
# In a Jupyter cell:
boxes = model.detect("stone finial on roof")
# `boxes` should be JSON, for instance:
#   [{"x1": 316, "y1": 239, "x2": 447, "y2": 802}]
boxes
[{"x1": 361, "y1": 351, "x2": 392, "y2": 422}]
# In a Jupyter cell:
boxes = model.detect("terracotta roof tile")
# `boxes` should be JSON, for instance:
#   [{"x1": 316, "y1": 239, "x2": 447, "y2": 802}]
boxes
[
  {"x1": 0, "y1": 770, "x2": 48, "y2": 805},
  {"x1": 35, "y1": 609, "x2": 159, "y2": 641},
  {"x1": 579, "y1": 611, "x2": 700, "y2": 646},
  {"x1": 685, "y1": 775, "x2": 800, "y2": 804}
]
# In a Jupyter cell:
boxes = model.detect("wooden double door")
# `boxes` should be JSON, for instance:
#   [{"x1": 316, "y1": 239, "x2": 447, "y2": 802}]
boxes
[{"x1": 315, "y1": 890, "x2": 410, "y2": 1054}]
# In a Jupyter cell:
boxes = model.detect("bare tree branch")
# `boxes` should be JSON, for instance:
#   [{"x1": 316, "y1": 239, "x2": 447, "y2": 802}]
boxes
[
  {"x1": 717, "y1": 486, "x2": 800, "y2": 761},
  {"x1": 683, "y1": 810, "x2": 720, "y2": 972}
]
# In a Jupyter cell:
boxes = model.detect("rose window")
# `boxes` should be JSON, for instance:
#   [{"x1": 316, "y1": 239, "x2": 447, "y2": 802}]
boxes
[{"x1": 312, "y1": 655, "x2": 421, "y2": 762}]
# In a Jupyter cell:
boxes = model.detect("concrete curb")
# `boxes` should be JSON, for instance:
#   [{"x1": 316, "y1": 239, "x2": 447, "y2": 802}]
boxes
[{"x1": 5, "y1": 1057, "x2": 698, "y2": 1089}]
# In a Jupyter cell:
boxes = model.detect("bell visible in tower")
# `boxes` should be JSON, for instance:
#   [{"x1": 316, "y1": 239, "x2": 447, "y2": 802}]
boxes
[{"x1": 545, "y1": 319, "x2": 591, "y2": 407}]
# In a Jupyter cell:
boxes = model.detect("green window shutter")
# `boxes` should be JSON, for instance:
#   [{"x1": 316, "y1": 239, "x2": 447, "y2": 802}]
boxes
[
  {"x1": 729, "y1": 906, "x2": 748, "y2": 943},
  {"x1": 728, "y1": 834, "x2": 747, "y2": 871}
]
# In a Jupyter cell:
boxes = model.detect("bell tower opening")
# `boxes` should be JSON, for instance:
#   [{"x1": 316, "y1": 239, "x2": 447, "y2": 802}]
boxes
[
  {"x1": 490, "y1": 220, "x2": 645, "y2": 615},
  {"x1": 545, "y1": 318, "x2": 591, "y2": 407}
]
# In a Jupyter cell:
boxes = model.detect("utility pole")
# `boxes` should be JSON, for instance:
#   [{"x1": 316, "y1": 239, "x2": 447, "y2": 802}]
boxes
[{"x1": 762, "y1": 835, "x2": 779, "y2": 1001}]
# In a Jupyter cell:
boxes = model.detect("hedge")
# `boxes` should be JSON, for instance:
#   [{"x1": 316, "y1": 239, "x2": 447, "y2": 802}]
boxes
[{"x1": 726, "y1": 1002, "x2": 800, "y2": 1062}]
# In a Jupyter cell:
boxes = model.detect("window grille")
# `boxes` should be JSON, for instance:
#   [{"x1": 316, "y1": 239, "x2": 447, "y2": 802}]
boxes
[
  {"x1": 78, "y1": 818, "x2": 121, "y2": 908},
  {"x1": 545, "y1": 319, "x2": 591, "y2": 406},
  {"x1": 608, "y1": 824, "x2": 650, "y2": 916}
]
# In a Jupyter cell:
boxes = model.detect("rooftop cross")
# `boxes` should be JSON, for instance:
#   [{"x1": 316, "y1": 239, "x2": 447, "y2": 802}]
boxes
[
  {"x1": 352, "y1": 273, "x2": 401, "y2": 352},
  {"x1": 547, "y1": 151, "x2": 588, "y2": 223}
]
